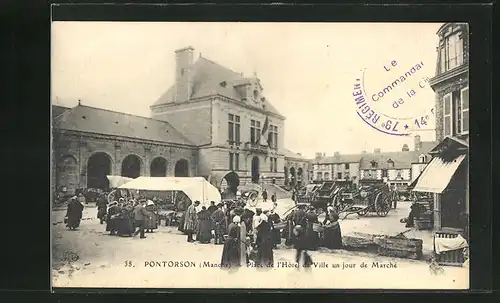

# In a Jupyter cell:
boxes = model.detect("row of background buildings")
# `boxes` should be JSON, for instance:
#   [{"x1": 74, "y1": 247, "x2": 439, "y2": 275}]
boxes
[{"x1": 52, "y1": 22, "x2": 469, "y2": 233}]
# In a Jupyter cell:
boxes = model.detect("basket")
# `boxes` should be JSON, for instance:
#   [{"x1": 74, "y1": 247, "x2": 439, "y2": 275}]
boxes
[{"x1": 312, "y1": 223, "x2": 324, "y2": 233}]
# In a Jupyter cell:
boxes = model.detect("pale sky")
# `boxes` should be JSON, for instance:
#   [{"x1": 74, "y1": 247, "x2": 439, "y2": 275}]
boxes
[{"x1": 52, "y1": 22, "x2": 442, "y2": 158}]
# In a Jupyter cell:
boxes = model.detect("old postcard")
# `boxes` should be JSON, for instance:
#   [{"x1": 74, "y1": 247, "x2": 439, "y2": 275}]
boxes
[{"x1": 51, "y1": 22, "x2": 470, "y2": 290}]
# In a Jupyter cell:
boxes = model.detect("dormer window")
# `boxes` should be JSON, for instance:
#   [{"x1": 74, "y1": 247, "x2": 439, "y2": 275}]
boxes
[
  {"x1": 387, "y1": 159, "x2": 394, "y2": 168},
  {"x1": 253, "y1": 90, "x2": 259, "y2": 100},
  {"x1": 371, "y1": 161, "x2": 378, "y2": 168},
  {"x1": 419, "y1": 154, "x2": 427, "y2": 163}
]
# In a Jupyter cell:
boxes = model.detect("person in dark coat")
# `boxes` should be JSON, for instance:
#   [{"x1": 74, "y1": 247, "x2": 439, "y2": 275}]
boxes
[
  {"x1": 221, "y1": 216, "x2": 241, "y2": 269},
  {"x1": 267, "y1": 209, "x2": 281, "y2": 248},
  {"x1": 305, "y1": 206, "x2": 319, "y2": 250},
  {"x1": 284, "y1": 209, "x2": 295, "y2": 246},
  {"x1": 271, "y1": 193, "x2": 277, "y2": 203},
  {"x1": 207, "y1": 201, "x2": 218, "y2": 215},
  {"x1": 66, "y1": 196, "x2": 84, "y2": 230},
  {"x1": 96, "y1": 194, "x2": 108, "y2": 224},
  {"x1": 211, "y1": 203, "x2": 227, "y2": 245},
  {"x1": 262, "y1": 189, "x2": 268, "y2": 202},
  {"x1": 255, "y1": 214, "x2": 274, "y2": 268},
  {"x1": 106, "y1": 201, "x2": 120, "y2": 235},
  {"x1": 196, "y1": 206, "x2": 212, "y2": 244},
  {"x1": 133, "y1": 200, "x2": 153, "y2": 239},
  {"x1": 293, "y1": 225, "x2": 313, "y2": 269},
  {"x1": 117, "y1": 203, "x2": 134, "y2": 237},
  {"x1": 322, "y1": 211, "x2": 342, "y2": 249}
]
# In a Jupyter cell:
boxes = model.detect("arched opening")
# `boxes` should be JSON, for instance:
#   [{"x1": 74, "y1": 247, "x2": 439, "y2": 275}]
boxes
[
  {"x1": 57, "y1": 155, "x2": 78, "y2": 195},
  {"x1": 87, "y1": 152, "x2": 112, "y2": 189},
  {"x1": 251, "y1": 156, "x2": 260, "y2": 183},
  {"x1": 297, "y1": 167, "x2": 303, "y2": 186},
  {"x1": 221, "y1": 171, "x2": 240, "y2": 199},
  {"x1": 121, "y1": 154, "x2": 142, "y2": 178},
  {"x1": 284, "y1": 166, "x2": 289, "y2": 186},
  {"x1": 150, "y1": 157, "x2": 167, "y2": 177},
  {"x1": 290, "y1": 167, "x2": 296, "y2": 187},
  {"x1": 174, "y1": 159, "x2": 189, "y2": 177}
]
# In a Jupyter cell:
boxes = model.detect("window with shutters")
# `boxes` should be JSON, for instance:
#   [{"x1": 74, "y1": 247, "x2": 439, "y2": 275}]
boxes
[
  {"x1": 439, "y1": 31, "x2": 464, "y2": 74},
  {"x1": 443, "y1": 93, "x2": 453, "y2": 137},
  {"x1": 461, "y1": 87, "x2": 469, "y2": 134}
]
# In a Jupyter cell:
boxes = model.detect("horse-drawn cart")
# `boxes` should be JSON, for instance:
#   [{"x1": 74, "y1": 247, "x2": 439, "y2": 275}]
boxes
[{"x1": 336, "y1": 182, "x2": 392, "y2": 219}]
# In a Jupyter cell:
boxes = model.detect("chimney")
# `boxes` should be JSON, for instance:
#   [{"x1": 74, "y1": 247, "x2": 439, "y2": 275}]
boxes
[
  {"x1": 323, "y1": 153, "x2": 326, "y2": 156},
  {"x1": 402, "y1": 144, "x2": 409, "y2": 152},
  {"x1": 315, "y1": 152, "x2": 322, "y2": 160},
  {"x1": 414, "y1": 135, "x2": 422, "y2": 151},
  {"x1": 334, "y1": 152, "x2": 340, "y2": 157},
  {"x1": 374, "y1": 148, "x2": 381, "y2": 153},
  {"x1": 174, "y1": 46, "x2": 194, "y2": 102}
]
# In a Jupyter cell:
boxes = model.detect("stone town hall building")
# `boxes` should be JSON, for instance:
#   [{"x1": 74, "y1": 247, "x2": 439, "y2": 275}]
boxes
[{"x1": 52, "y1": 46, "x2": 309, "y2": 195}]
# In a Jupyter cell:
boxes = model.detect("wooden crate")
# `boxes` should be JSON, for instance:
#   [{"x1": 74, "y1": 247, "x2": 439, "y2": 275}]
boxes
[
  {"x1": 434, "y1": 231, "x2": 466, "y2": 266},
  {"x1": 343, "y1": 233, "x2": 378, "y2": 252},
  {"x1": 375, "y1": 236, "x2": 423, "y2": 260}
]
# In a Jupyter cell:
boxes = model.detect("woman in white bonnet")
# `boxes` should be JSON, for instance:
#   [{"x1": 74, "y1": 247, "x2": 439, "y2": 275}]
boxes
[{"x1": 221, "y1": 215, "x2": 242, "y2": 269}]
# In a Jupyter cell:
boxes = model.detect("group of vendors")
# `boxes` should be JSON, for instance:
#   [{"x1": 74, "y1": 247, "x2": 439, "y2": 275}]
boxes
[{"x1": 96, "y1": 194, "x2": 160, "y2": 239}]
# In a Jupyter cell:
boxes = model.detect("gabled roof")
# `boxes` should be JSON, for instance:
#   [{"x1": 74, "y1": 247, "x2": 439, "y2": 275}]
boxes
[
  {"x1": 152, "y1": 57, "x2": 283, "y2": 117},
  {"x1": 316, "y1": 154, "x2": 363, "y2": 164},
  {"x1": 429, "y1": 136, "x2": 468, "y2": 155},
  {"x1": 53, "y1": 105, "x2": 195, "y2": 146},
  {"x1": 360, "y1": 151, "x2": 419, "y2": 170},
  {"x1": 283, "y1": 148, "x2": 306, "y2": 160}
]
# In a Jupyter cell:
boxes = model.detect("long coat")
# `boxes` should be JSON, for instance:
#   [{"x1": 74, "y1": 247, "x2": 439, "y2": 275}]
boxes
[
  {"x1": 183, "y1": 204, "x2": 198, "y2": 232},
  {"x1": 256, "y1": 221, "x2": 274, "y2": 267},
  {"x1": 196, "y1": 210, "x2": 212, "y2": 243},
  {"x1": 221, "y1": 223, "x2": 241, "y2": 268},
  {"x1": 66, "y1": 200, "x2": 84, "y2": 228}
]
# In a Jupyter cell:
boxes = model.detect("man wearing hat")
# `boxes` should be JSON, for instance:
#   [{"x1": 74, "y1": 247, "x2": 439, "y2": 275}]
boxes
[{"x1": 133, "y1": 200, "x2": 153, "y2": 239}]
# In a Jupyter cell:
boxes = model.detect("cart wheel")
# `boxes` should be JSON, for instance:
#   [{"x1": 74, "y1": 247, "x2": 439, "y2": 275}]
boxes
[
  {"x1": 248, "y1": 197, "x2": 258, "y2": 207},
  {"x1": 357, "y1": 207, "x2": 369, "y2": 216},
  {"x1": 375, "y1": 192, "x2": 390, "y2": 217},
  {"x1": 108, "y1": 190, "x2": 116, "y2": 204}
]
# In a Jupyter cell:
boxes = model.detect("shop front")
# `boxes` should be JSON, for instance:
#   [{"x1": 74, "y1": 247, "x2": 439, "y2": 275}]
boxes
[{"x1": 412, "y1": 137, "x2": 469, "y2": 234}]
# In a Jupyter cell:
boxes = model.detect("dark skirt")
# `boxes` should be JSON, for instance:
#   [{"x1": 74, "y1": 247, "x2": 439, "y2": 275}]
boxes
[
  {"x1": 256, "y1": 240, "x2": 274, "y2": 267},
  {"x1": 221, "y1": 237, "x2": 241, "y2": 268},
  {"x1": 145, "y1": 213, "x2": 158, "y2": 230},
  {"x1": 322, "y1": 224, "x2": 342, "y2": 249},
  {"x1": 117, "y1": 216, "x2": 134, "y2": 236},
  {"x1": 97, "y1": 208, "x2": 107, "y2": 220},
  {"x1": 305, "y1": 223, "x2": 319, "y2": 250},
  {"x1": 106, "y1": 217, "x2": 117, "y2": 232},
  {"x1": 67, "y1": 215, "x2": 81, "y2": 229},
  {"x1": 271, "y1": 229, "x2": 281, "y2": 245},
  {"x1": 197, "y1": 219, "x2": 212, "y2": 243}
]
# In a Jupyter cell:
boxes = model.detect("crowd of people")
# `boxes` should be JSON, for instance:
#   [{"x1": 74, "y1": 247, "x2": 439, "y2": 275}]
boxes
[{"x1": 62, "y1": 187, "x2": 343, "y2": 270}]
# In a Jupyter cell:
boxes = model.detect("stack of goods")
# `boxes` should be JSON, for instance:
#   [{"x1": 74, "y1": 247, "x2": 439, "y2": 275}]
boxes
[
  {"x1": 374, "y1": 235, "x2": 423, "y2": 260},
  {"x1": 413, "y1": 200, "x2": 434, "y2": 230},
  {"x1": 342, "y1": 232, "x2": 379, "y2": 252}
]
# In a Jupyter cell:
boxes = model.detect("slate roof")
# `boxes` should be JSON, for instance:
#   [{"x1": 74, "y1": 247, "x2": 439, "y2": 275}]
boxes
[
  {"x1": 52, "y1": 105, "x2": 71, "y2": 119},
  {"x1": 316, "y1": 154, "x2": 364, "y2": 164},
  {"x1": 359, "y1": 142, "x2": 437, "y2": 170},
  {"x1": 152, "y1": 57, "x2": 284, "y2": 117},
  {"x1": 53, "y1": 105, "x2": 195, "y2": 146}
]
